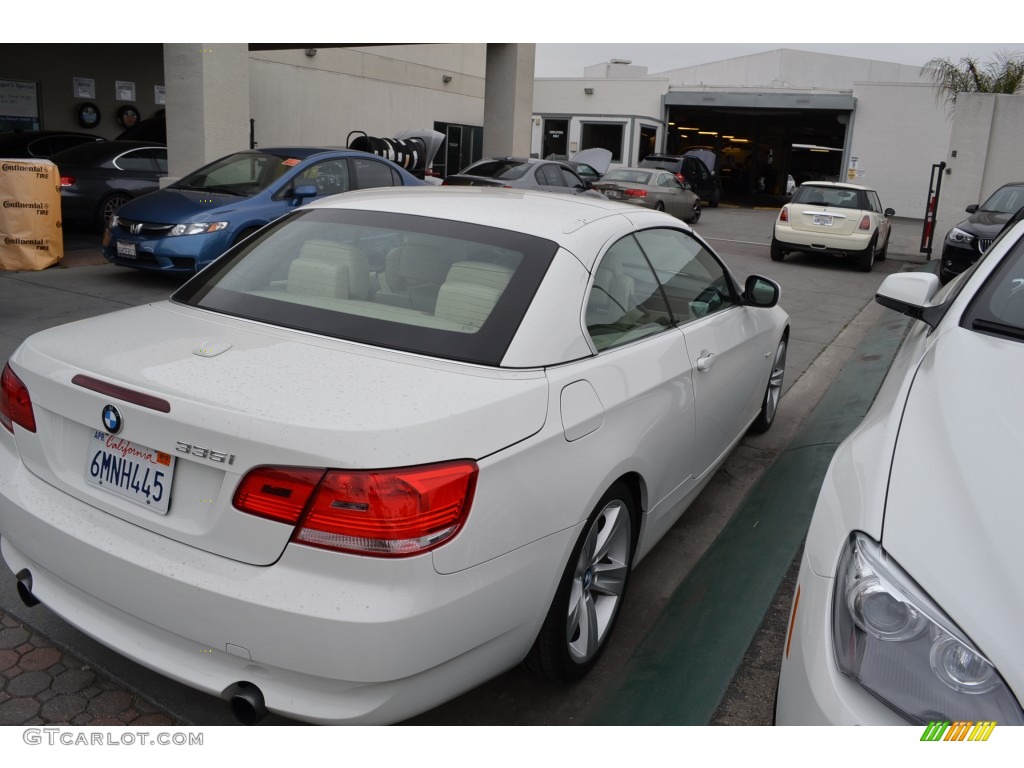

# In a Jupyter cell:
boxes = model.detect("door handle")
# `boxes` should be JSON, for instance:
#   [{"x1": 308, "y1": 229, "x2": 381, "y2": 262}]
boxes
[{"x1": 697, "y1": 351, "x2": 715, "y2": 372}]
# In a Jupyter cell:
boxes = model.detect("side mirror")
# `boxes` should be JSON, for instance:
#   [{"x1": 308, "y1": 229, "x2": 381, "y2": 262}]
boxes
[
  {"x1": 291, "y1": 184, "x2": 318, "y2": 203},
  {"x1": 743, "y1": 275, "x2": 780, "y2": 308},
  {"x1": 966, "y1": 204, "x2": 979, "y2": 214},
  {"x1": 884, "y1": 207, "x2": 895, "y2": 217},
  {"x1": 875, "y1": 272, "x2": 942, "y2": 327}
]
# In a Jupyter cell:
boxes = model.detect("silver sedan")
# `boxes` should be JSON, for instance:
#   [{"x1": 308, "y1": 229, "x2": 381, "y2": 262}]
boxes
[{"x1": 594, "y1": 167, "x2": 702, "y2": 223}]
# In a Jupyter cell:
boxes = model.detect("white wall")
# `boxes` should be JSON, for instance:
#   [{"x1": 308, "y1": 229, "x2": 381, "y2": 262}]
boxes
[
  {"x1": 936, "y1": 92, "x2": 1024, "y2": 237},
  {"x1": 847, "y1": 82, "x2": 951, "y2": 219},
  {"x1": 247, "y1": 45, "x2": 486, "y2": 148},
  {"x1": 533, "y1": 77, "x2": 666, "y2": 120}
]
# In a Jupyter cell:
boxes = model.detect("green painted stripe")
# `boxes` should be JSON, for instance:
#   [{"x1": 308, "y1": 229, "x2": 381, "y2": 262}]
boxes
[{"x1": 586, "y1": 305, "x2": 914, "y2": 725}]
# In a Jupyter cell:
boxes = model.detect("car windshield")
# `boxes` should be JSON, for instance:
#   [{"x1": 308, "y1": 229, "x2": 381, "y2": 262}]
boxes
[
  {"x1": 980, "y1": 185, "x2": 1024, "y2": 214},
  {"x1": 172, "y1": 151, "x2": 298, "y2": 196},
  {"x1": 602, "y1": 170, "x2": 653, "y2": 184},
  {"x1": 792, "y1": 185, "x2": 864, "y2": 210},
  {"x1": 461, "y1": 160, "x2": 531, "y2": 181},
  {"x1": 172, "y1": 207, "x2": 558, "y2": 366},
  {"x1": 963, "y1": 222, "x2": 1024, "y2": 342}
]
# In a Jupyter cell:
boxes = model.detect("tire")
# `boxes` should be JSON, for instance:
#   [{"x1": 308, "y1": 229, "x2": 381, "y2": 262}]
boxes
[
  {"x1": 750, "y1": 333, "x2": 787, "y2": 434},
  {"x1": 98, "y1": 193, "x2": 130, "y2": 231},
  {"x1": 526, "y1": 482, "x2": 636, "y2": 682},
  {"x1": 708, "y1": 186, "x2": 721, "y2": 208},
  {"x1": 877, "y1": 231, "x2": 889, "y2": 261},
  {"x1": 654, "y1": 202, "x2": 665, "y2": 212},
  {"x1": 857, "y1": 235, "x2": 877, "y2": 272},
  {"x1": 688, "y1": 200, "x2": 702, "y2": 224},
  {"x1": 770, "y1": 239, "x2": 786, "y2": 262}
]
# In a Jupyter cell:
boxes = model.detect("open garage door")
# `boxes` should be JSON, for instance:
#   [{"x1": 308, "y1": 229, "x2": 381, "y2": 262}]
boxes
[{"x1": 663, "y1": 90, "x2": 855, "y2": 199}]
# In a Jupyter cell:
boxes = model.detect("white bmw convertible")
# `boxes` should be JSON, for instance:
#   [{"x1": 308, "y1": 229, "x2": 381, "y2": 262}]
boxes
[{"x1": 1, "y1": 187, "x2": 788, "y2": 724}]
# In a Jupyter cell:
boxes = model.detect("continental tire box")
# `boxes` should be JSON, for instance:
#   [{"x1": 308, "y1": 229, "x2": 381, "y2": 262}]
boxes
[{"x1": 0, "y1": 159, "x2": 63, "y2": 270}]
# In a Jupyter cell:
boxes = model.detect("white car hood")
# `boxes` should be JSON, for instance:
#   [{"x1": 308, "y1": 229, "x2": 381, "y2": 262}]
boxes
[{"x1": 883, "y1": 326, "x2": 1024, "y2": 696}]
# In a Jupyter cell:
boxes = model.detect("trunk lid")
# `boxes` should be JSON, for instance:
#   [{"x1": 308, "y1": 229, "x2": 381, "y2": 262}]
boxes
[
  {"x1": 787, "y1": 202, "x2": 862, "y2": 236},
  {"x1": 10, "y1": 302, "x2": 548, "y2": 565}
]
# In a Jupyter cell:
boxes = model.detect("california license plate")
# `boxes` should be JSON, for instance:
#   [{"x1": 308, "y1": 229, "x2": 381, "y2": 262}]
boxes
[
  {"x1": 116, "y1": 241, "x2": 137, "y2": 258},
  {"x1": 812, "y1": 214, "x2": 834, "y2": 227},
  {"x1": 85, "y1": 431, "x2": 175, "y2": 514},
  {"x1": 605, "y1": 190, "x2": 623, "y2": 199}
]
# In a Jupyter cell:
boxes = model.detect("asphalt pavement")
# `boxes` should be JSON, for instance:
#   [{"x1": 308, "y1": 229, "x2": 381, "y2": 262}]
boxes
[{"x1": 0, "y1": 207, "x2": 937, "y2": 726}]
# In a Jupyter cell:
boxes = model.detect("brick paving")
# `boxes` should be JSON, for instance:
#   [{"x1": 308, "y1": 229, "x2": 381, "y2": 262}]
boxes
[{"x1": 0, "y1": 608, "x2": 179, "y2": 726}]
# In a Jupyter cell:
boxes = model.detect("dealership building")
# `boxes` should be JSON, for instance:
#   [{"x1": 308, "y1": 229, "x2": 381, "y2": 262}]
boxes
[
  {"x1": 533, "y1": 49, "x2": 1024, "y2": 233},
  {"x1": 1, "y1": 43, "x2": 1022, "y2": 241}
]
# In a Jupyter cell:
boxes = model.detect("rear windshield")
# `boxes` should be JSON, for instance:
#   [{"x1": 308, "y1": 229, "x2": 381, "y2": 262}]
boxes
[
  {"x1": 792, "y1": 185, "x2": 864, "y2": 209},
  {"x1": 172, "y1": 207, "x2": 557, "y2": 366},
  {"x1": 602, "y1": 170, "x2": 653, "y2": 184},
  {"x1": 638, "y1": 157, "x2": 678, "y2": 171}
]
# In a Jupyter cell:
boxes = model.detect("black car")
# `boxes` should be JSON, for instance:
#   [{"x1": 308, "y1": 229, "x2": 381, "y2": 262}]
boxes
[
  {"x1": 0, "y1": 130, "x2": 104, "y2": 159},
  {"x1": 116, "y1": 110, "x2": 166, "y2": 143},
  {"x1": 443, "y1": 157, "x2": 604, "y2": 198},
  {"x1": 638, "y1": 153, "x2": 722, "y2": 207},
  {"x1": 50, "y1": 140, "x2": 167, "y2": 230},
  {"x1": 940, "y1": 182, "x2": 1024, "y2": 283}
]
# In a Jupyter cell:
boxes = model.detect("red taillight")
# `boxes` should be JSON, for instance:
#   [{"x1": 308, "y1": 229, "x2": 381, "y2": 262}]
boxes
[
  {"x1": 675, "y1": 173, "x2": 686, "y2": 184},
  {"x1": 779, "y1": 206, "x2": 789, "y2": 223},
  {"x1": 1, "y1": 363, "x2": 37, "y2": 434},
  {"x1": 59, "y1": 175, "x2": 75, "y2": 187},
  {"x1": 232, "y1": 467, "x2": 326, "y2": 524},
  {"x1": 859, "y1": 215, "x2": 871, "y2": 230},
  {"x1": 234, "y1": 460, "x2": 478, "y2": 557},
  {"x1": 625, "y1": 188, "x2": 647, "y2": 198}
]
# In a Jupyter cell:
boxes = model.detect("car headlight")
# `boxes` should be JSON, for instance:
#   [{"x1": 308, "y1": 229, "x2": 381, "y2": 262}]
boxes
[
  {"x1": 945, "y1": 227, "x2": 976, "y2": 246},
  {"x1": 169, "y1": 222, "x2": 229, "y2": 237},
  {"x1": 833, "y1": 533, "x2": 1024, "y2": 724}
]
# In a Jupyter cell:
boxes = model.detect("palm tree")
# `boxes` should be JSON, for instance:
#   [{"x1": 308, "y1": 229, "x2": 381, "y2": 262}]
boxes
[{"x1": 923, "y1": 50, "x2": 1024, "y2": 108}]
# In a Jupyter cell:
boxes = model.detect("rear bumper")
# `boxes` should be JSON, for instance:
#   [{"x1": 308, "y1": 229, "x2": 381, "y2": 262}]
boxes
[
  {"x1": 0, "y1": 437, "x2": 569, "y2": 724},
  {"x1": 773, "y1": 225, "x2": 873, "y2": 257}
]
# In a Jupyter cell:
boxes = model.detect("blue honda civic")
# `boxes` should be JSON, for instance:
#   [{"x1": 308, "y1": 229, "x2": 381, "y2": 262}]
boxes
[{"x1": 103, "y1": 147, "x2": 425, "y2": 273}]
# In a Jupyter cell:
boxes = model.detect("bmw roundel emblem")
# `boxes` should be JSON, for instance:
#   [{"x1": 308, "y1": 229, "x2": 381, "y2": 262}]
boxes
[{"x1": 102, "y1": 404, "x2": 123, "y2": 434}]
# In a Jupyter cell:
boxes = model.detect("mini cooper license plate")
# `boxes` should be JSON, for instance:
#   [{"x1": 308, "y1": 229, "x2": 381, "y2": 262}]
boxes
[
  {"x1": 116, "y1": 241, "x2": 137, "y2": 258},
  {"x1": 85, "y1": 431, "x2": 175, "y2": 514},
  {"x1": 812, "y1": 214, "x2": 834, "y2": 227}
]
